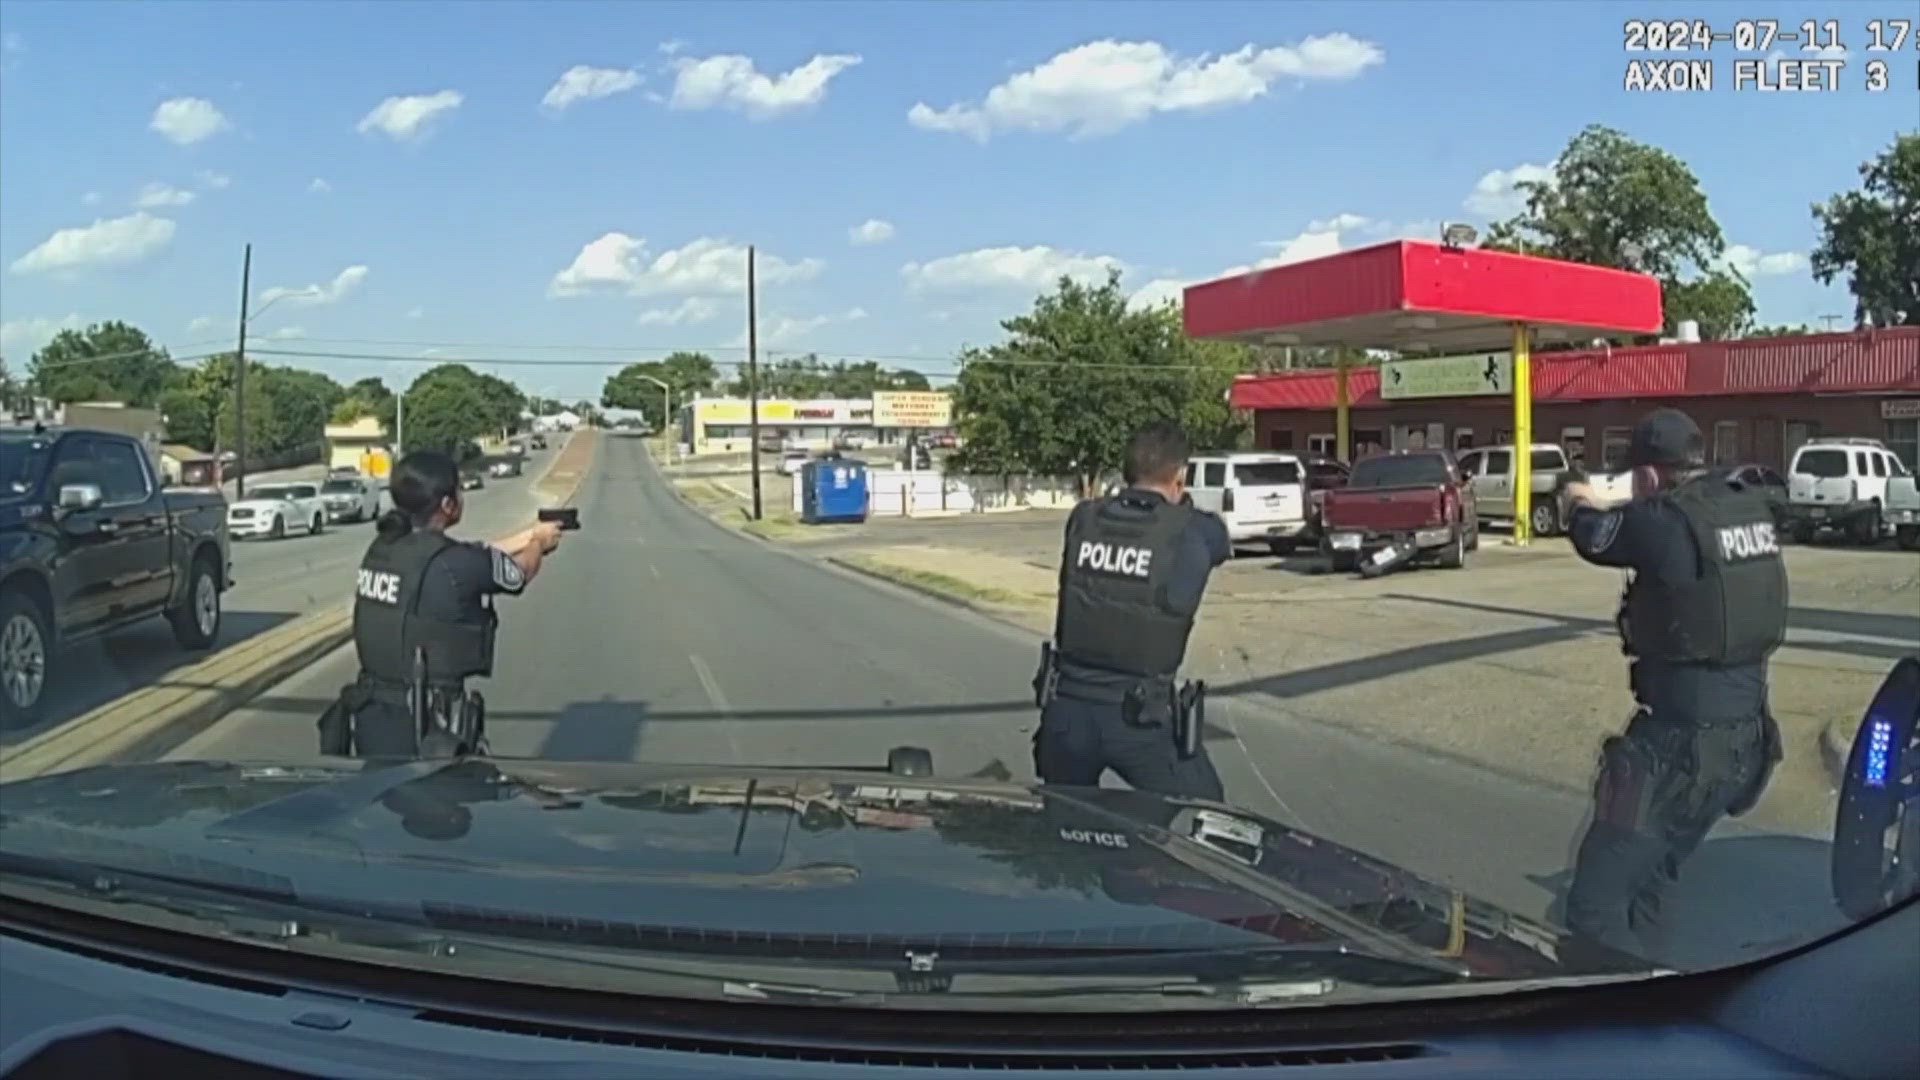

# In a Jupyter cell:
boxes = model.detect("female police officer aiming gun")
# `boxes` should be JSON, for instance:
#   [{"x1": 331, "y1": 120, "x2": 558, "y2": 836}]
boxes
[{"x1": 319, "y1": 450, "x2": 566, "y2": 758}]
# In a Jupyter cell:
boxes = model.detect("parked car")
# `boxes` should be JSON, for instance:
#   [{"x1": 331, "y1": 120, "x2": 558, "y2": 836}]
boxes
[
  {"x1": 1716, "y1": 464, "x2": 1790, "y2": 529},
  {"x1": 460, "y1": 471, "x2": 486, "y2": 491},
  {"x1": 1320, "y1": 449, "x2": 1477, "y2": 572},
  {"x1": 319, "y1": 476, "x2": 381, "y2": 523},
  {"x1": 1183, "y1": 452, "x2": 1309, "y2": 556},
  {"x1": 1456, "y1": 443, "x2": 1628, "y2": 537},
  {"x1": 1300, "y1": 455, "x2": 1350, "y2": 543},
  {"x1": 1886, "y1": 471, "x2": 1920, "y2": 550},
  {"x1": 327, "y1": 465, "x2": 361, "y2": 479},
  {"x1": 1786, "y1": 437, "x2": 1910, "y2": 544},
  {"x1": 0, "y1": 426, "x2": 231, "y2": 725},
  {"x1": 778, "y1": 451, "x2": 810, "y2": 476},
  {"x1": 227, "y1": 482, "x2": 327, "y2": 540}
]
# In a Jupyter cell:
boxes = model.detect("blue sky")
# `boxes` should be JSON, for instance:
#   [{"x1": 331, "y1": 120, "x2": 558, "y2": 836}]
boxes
[{"x1": 1, "y1": 0, "x2": 1912, "y2": 400}]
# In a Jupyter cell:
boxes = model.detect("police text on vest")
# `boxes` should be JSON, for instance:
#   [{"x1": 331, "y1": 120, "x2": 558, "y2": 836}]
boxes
[
  {"x1": 1077, "y1": 540, "x2": 1152, "y2": 577},
  {"x1": 356, "y1": 568, "x2": 401, "y2": 604},
  {"x1": 1717, "y1": 522, "x2": 1778, "y2": 561}
]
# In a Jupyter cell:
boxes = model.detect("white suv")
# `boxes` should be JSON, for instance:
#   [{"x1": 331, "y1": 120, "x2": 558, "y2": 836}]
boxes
[
  {"x1": 1183, "y1": 452, "x2": 1308, "y2": 555},
  {"x1": 1786, "y1": 437, "x2": 1913, "y2": 544}
]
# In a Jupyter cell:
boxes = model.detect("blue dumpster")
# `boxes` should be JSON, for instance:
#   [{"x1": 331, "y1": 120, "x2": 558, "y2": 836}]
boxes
[{"x1": 800, "y1": 458, "x2": 869, "y2": 524}]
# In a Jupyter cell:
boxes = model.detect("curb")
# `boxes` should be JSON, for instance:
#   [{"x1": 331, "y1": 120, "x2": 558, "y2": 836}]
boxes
[
  {"x1": 0, "y1": 606, "x2": 353, "y2": 781},
  {"x1": 1821, "y1": 711, "x2": 1856, "y2": 788},
  {"x1": 825, "y1": 555, "x2": 982, "y2": 613}
]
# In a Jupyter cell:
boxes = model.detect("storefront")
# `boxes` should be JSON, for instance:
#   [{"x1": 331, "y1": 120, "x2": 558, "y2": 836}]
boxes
[
  {"x1": 681, "y1": 392, "x2": 953, "y2": 456},
  {"x1": 1232, "y1": 328, "x2": 1920, "y2": 472}
]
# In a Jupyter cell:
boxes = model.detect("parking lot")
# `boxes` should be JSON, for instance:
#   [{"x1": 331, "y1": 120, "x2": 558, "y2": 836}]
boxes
[{"x1": 681, "y1": 481, "x2": 1916, "y2": 840}]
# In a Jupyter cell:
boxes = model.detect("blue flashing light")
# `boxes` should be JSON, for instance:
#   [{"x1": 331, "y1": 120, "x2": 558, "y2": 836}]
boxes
[{"x1": 1861, "y1": 717, "x2": 1893, "y2": 789}]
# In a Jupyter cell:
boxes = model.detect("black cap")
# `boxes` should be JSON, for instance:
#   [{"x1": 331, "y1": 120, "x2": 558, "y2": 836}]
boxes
[{"x1": 1627, "y1": 408, "x2": 1704, "y2": 468}]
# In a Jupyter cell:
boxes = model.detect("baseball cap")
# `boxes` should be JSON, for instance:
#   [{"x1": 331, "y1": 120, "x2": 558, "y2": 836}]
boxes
[{"x1": 1627, "y1": 408, "x2": 1705, "y2": 468}]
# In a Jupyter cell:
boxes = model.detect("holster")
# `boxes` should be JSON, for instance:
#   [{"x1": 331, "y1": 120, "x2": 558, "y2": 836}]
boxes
[
  {"x1": 317, "y1": 681, "x2": 373, "y2": 756},
  {"x1": 1032, "y1": 641, "x2": 1059, "y2": 708},
  {"x1": 1726, "y1": 710, "x2": 1782, "y2": 817},
  {"x1": 419, "y1": 685, "x2": 487, "y2": 759},
  {"x1": 1174, "y1": 680, "x2": 1206, "y2": 760}
]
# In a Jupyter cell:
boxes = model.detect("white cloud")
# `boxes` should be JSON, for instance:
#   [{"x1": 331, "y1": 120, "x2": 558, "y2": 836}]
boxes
[
  {"x1": 1724, "y1": 244, "x2": 1806, "y2": 278},
  {"x1": 268, "y1": 326, "x2": 306, "y2": 340},
  {"x1": 308, "y1": 177, "x2": 331, "y2": 193},
  {"x1": 10, "y1": 212, "x2": 177, "y2": 274},
  {"x1": 186, "y1": 314, "x2": 219, "y2": 336},
  {"x1": 356, "y1": 90, "x2": 463, "y2": 140},
  {"x1": 0, "y1": 313, "x2": 82, "y2": 355},
  {"x1": 149, "y1": 97, "x2": 230, "y2": 145},
  {"x1": 258, "y1": 264, "x2": 369, "y2": 307},
  {"x1": 636, "y1": 296, "x2": 721, "y2": 325},
  {"x1": 901, "y1": 245, "x2": 1127, "y2": 293},
  {"x1": 668, "y1": 52, "x2": 861, "y2": 118},
  {"x1": 197, "y1": 170, "x2": 230, "y2": 189},
  {"x1": 405, "y1": 306, "x2": 424, "y2": 319},
  {"x1": 909, "y1": 35, "x2": 1383, "y2": 141},
  {"x1": 1128, "y1": 278, "x2": 1190, "y2": 310},
  {"x1": 659, "y1": 39, "x2": 686, "y2": 55},
  {"x1": 542, "y1": 65, "x2": 642, "y2": 110},
  {"x1": 728, "y1": 307, "x2": 867, "y2": 348},
  {"x1": 81, "y1": 191, "x2": 102, "y2": 206},
  {"x1": 134, "y1": 182, "x2": 196, "y2": 208},
  {"x1": 1464, "y1": 162, "x2": 1554, "y2": 218},
  {"x1": 849, "y1": 218, "x2": 895, "y2": 245},
  {"x1": 548, "y1": 234, "x2": 823, "y2": 297}
]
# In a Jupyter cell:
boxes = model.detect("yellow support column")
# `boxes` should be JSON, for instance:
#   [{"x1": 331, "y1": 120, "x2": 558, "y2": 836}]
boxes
[
  {"x1": 1510, "y1": 322, "x2": 1533, "y2": 546},
  {"x1": 1335, "y1": 350, "x2": 1351, "y2": 463}
]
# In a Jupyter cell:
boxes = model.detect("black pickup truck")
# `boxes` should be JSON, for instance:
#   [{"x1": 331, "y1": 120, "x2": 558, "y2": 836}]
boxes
[{"x1": 0, "y1": 427, "x2": 231, "y2": 726}]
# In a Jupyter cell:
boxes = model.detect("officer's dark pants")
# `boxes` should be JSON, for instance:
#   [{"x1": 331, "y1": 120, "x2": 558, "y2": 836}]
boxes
[
  {"x1": 1033, "y1": 693, "x2": 1224, "y2": 801},
  {"x1": 1564, "y1": 702, "x2": 1773, "y2": 960}
]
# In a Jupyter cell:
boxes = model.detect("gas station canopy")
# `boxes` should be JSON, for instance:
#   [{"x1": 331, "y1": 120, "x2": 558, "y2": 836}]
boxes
[{"x1": 1182, "y1": 240, "x2": 1663, "y2": 351}]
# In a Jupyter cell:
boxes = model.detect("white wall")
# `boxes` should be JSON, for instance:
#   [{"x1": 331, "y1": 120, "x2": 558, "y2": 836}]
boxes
[{"x1": 794, "y1": 468, "x2": 1080, "y2": 517}]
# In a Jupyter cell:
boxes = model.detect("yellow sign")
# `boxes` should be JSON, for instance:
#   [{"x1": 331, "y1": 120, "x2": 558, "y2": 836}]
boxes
[
  {"x1": 1380, "y1": 352, "x2": 1512, "y2": 400},
  {"x1": 872, "y1": 390, "x2": 952, "y2": 429},
  {"x1": 694, "y1": 399, "x2": 794, "y2": 423}
]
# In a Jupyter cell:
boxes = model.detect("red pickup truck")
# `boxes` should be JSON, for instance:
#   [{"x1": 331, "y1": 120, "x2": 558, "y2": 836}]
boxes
[{"x1": 1318, "y1": 449, "x2": 1478, "y2": 572}]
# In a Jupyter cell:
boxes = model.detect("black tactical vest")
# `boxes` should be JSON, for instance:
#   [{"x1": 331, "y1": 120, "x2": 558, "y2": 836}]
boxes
[
  {"x1": 1625, "y1": 476, "x2": 1787, "y2": 665},
  {"x1": 1056, "y1": 493, "x2": 1197, "y2": 679},
  {"x1": 354, "y1": 530, "x2": 496, "y2": 686}
]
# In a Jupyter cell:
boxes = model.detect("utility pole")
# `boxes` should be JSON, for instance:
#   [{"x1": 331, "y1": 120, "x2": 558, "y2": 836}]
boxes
[
  {"x1": 746, "y1": 244, "x2": 763, "y2": 521},
  {"x1": 233, "y1": 244, "x2": 251, "y2": 500},
  {"x1": 395, "y1": 390, "x2": 405, "y2": 457}
]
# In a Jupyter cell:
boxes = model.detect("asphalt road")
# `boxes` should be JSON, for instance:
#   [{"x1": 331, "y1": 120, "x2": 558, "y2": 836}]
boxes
[
  {"x1": 0, "y1": 448, "x2": 555, "y2": 745},
  {"x1": 170, "y1": 433, "x2": 1855, "y2": 973}
]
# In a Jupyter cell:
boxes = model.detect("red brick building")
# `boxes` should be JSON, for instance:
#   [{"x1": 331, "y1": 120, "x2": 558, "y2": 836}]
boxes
[{"x1": 1228, "y1": 327, "x2": 1920, "y2": 473}]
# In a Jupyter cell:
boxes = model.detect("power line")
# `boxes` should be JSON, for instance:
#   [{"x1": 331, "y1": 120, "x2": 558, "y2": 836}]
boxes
[{"x1": 250, "y1": 345, "x2": 1225, "y2": 377}]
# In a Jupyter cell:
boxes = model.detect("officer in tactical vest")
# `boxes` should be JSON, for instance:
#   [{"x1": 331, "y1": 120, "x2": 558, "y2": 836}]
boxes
[
  {"x1": 1033, "y1": 420, "x2": 1232, "y2": 800},
  {"x1": 1560, "y1": 407, "x2": 1788, "y2": 959},
  {"x1": 323, "y1": 451, "x2": 562, "y2": 758}
]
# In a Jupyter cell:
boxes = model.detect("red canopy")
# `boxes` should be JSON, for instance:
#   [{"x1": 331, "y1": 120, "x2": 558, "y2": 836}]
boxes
[{"x1": 1184, "y1": 240, "x2": 1663, "y2": 352}]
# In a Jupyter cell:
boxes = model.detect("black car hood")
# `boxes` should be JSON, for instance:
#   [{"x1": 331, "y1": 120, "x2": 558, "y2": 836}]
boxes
[{"x1": 0, "y1": 759, "x2": 1606, "y2": 979}]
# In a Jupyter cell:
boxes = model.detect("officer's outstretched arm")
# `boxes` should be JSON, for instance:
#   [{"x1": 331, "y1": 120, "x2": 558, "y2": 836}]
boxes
[
  {"x1": 490, "y1": 520, "x2": 563, "y2": 586},
  {"x1": 1567, "y1": 502, "x2": 1640, "y2": 570}
]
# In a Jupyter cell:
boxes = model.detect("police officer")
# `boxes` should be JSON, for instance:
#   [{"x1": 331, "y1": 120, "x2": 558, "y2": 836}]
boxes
[
  {"x1": 326, "y1": 451, "x2": 563, "y2": 758},
  {"x1": 1560, "y1": 407, "x2": 1787, "y2": 958},
  {"x1": 1033, "y1": 420, "x2": 1232, "y2": 800}
]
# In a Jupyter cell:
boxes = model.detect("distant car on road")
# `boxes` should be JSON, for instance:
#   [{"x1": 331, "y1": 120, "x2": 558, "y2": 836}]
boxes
[
  {"x1": 529, "y1": 433, "x2": 549, "y2": 450},
  {"x1": 460, "y1": 472, "x2": 486, "y2": 491},
  {"x1": 489, "y1": 458, "x2": 523, "y2": 479},
  {"x1": 227, "y1": 482, "x2": 327, "y2": 540},
  {"x1": 320, "y1": 476, "x2": 380, "y2": 523}
]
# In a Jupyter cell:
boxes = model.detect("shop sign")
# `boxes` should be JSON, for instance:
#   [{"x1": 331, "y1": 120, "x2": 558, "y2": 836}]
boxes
[
  {"x1": 1381, "y1": 352, "x2": 1512, "y2": 400},
  {"x1": 872, "y1": 391, "x2": 952, "y2": 428}
]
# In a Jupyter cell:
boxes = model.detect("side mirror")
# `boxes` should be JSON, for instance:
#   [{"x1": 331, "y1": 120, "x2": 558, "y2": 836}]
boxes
[{"x1": 57, "y1": 483, "x2": 104, "y2": 511}]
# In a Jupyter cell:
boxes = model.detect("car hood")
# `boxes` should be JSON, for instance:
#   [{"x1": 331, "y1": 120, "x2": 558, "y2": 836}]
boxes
[
  {"x1": 228, "y1": 497, "x2": 300, "y2": 511},
  {"x1": 0, "y1": 759, "x2": 1626, "y2": 981}
]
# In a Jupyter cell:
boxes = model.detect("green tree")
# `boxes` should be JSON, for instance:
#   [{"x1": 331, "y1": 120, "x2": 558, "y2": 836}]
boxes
[
  {"x1": 159, "y1": 387, "x2": 215, "y2": 449},
  {"x1": 260, "y1": 367, "x2": 343, "y2": 456},
  {"x1": 949, "y1": 272, "x2": 1244, "y2": 493},
  {"x1": 1811, "y1": 132, "x2": 1920, "y2": 328},
  {"x1": 28, "y1": 321, "x2": 175, "y2": 406},
  {"x1": 723, "y1": 354, "x2": 930, "y2": 398},
  {"x1": 603, "y1": 351, "x2": 720, "y2": 428},
  {"x1": 1748, "y1": 323, "x2": 1814, "y2": 337},
  {"x1": 1485, "y1": 124, "x2": 1752, "y2": 339},
  {"x1": 398, "y1": 364, "x2": 521, "y2": 457}
]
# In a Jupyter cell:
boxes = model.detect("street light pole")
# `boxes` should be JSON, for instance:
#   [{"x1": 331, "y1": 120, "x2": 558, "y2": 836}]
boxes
[
  {"x1": 746, "y1": 245, "x2": 763, "y2": 521},
  {"x1": 233, "y1": 244, "x2": 252, "y2": 500}
]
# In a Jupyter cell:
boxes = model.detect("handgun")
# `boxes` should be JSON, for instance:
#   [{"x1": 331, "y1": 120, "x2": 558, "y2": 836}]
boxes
[{"x1": 538, "y1": 507, "x2": 581, "y2": 531}]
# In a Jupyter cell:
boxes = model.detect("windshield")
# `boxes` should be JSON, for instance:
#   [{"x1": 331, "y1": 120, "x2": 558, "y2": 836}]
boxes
[
  {"x1": 0, "y1": 437, "x2": 51, "y2": 495},
  {"x1": 0, "y1": 0, "x2": 1911, "y2": 1025},
  {"x1": 1347, "y1": 455, "x2": 1452, "y2": 488},
  {"x1": 1794, "y1": 449, "x2": 1849, "y2": 478}
]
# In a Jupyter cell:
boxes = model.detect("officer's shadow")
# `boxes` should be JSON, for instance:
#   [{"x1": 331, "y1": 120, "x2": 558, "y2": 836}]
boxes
[{"x1": 1528, "y1": 831, "x2": 1853, "y2": 973}]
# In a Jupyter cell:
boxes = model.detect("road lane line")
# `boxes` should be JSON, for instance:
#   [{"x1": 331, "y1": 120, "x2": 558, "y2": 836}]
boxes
[{"x1": 688, "y1": 653, "x2": 743, "y2": 761}]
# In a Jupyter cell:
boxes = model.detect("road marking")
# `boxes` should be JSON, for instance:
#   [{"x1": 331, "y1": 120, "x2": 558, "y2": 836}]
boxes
[{"x1": 688, "y1": 653, "x2": 744, "y2": 761}]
